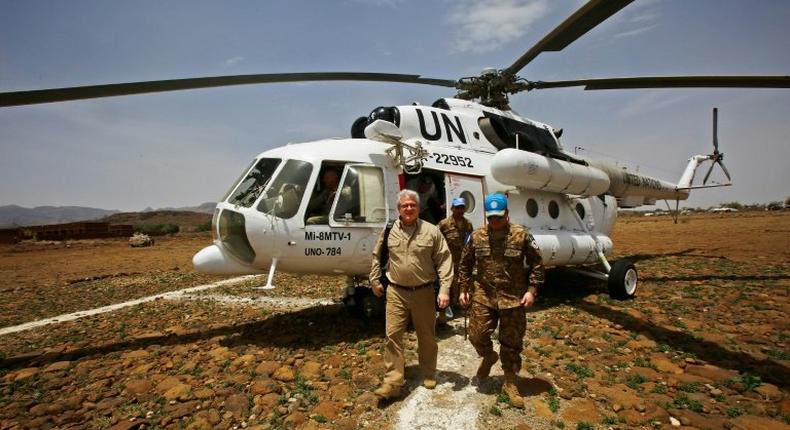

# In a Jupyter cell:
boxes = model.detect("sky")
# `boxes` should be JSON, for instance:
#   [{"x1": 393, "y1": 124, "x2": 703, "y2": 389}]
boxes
[{"x1": 1, "y1": 0, "x2": 789, "y2": 212}]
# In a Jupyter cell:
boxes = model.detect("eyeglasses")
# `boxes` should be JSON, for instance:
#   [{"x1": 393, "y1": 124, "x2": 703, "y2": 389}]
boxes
[
  {"x1": 487, "y1": 215, "x2": 505, "y2": 221},
  {"x1": 399, "y1": 203, "x2": 418, "y2": 208}
]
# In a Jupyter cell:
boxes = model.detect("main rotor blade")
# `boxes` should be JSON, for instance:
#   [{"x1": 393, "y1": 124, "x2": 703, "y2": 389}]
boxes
[
  {"x1": 528, "y1": 75, "x2": 790, "y2": 91},
  {"x1": 0, "y1": 72, "x2": 458, "y2": 107},
  {"x1": 504, "y1": 0, "x2": 634, "y2": 76}
]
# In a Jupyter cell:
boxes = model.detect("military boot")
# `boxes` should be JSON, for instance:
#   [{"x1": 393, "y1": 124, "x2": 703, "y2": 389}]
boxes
[
  {"x1": 373, "y1": 383, "x2": 401, "y2": 399},
  {"x1": 476, "y1": 351, "x2": 499, "y2": 379},
  {"x1": 502, "y1": 372, "x2": 524, "y2": 409}
]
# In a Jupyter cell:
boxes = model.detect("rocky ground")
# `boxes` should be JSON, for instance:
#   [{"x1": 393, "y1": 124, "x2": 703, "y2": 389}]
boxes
[{"x1": 0, "y1": 212, "x2": 788, "y2": 429}]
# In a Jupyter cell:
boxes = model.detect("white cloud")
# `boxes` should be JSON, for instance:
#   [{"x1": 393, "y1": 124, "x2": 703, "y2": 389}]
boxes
[
  {"x1": 223, "y1": 56, "x2": 245, "y2": 68},
  {"x1": 616, "y1": 91, "x2": 690, "y2": 117},
  {"x1": 613, "y1": 24, "x2": 657, "y2": 39},
  {"x1": 448, "y1": 0, "x2": 549, "y2": 53}
]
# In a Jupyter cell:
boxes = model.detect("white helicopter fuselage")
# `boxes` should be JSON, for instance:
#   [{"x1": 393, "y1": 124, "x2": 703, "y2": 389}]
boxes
[{"x1": 193, "y1": 98, "x2": 699, "y2": 278}]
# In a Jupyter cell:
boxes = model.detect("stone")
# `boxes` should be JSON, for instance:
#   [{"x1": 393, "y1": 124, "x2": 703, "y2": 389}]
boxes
[
  {"x1": 122, "y1": 350, "x2": 150, "y2": 360},
  {"x1": 672, "y1": 409, "x2": 728, "y2": 430},
  {"x1": 125, "y1": 379, "x2": 153, "y2": 396},
  {"x1": 186, "y1": 417, "x2": 213, "y2": 430},
  {"x1": 284, "y1": 411, "x2": 306, "y2": 427},
  {"x1": 12, "y1": 367, "x2": 39, "y2": 381},
  {"x1": 651, "y1": 357, "x2": 684, "y2": 374},
  {"x1": 165, "y1": 400, "x2": 200, "y2": 420},
  {"x1": 311, "y1": 400, "x2": 341, "y2": 421},
  {"x1": 273, "y1": 366, "x2": 295, "y2": 382},
  {"x1": 754, "y1": 383, "x2": 783, "y2": 402},
  {"x1": 44, "y1": 361, "x2": 72, "y2": 372},
  {"x1": 155, "y1": 376, "x2": 183, "y2": 394},
  {"x1": 531, "y1": 398, "x2": 554, "y2": 418},
  {"x1": 684, "y1": 364, "x2": 737, "y2": 382},
  {"x1": 163, "y1": 383, "x2": 191, "y2": 401},
  {"x1": 328, "y1": 383, "x2": 353, "y2": 401},
  {"x1": 301, "y1": 361, "x2": 322, "y2": 380},
  {"x1": 208, "y1": 346, "x2": 233, "y2": 361},
  {"x1": 670, "y1": 416, "x2": 681, "y2": 426},
  {"x1": 254, "y1": 361, "x2": 278, "y2": 377},
  {"x1": 561, "y1": 398, "x2": 602, "y2": 424},
  {"x1": 587, "y1": 382, "x2": 639, "y2": 409},
  {"x1": 617, "y1": 409, "x2": 645, "y2": 426},
  {"x1": 257, "y1": 393, "x2": 281, "y2": 410},
  {"x1": 224, "y1": 394, "x2": 249, "y2": 418},
  {"x1": 193, "y1": 387, "x2": 215, "y2": 400},
  {"x1": 730, "y1": 415, "x2": 790, "y2": 430}
]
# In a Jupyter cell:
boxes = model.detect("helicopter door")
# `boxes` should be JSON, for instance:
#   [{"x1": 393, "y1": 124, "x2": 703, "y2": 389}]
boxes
[{"x1": 444, "y1": 173, "x2": 485, "y2": 229}]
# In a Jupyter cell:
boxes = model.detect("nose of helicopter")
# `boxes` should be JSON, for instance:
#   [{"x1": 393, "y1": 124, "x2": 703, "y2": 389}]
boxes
[{"x1": 192, "y1": 243, "x2": 263, "y2": 275}]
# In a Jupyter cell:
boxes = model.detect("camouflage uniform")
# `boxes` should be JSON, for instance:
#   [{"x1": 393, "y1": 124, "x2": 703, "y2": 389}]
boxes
[
  {"x1": 458, "y1": 223, "x2": 544, "y2": 375},
  {"x1": 437, "y1": 215, "x2": 473, "y2": 307}
]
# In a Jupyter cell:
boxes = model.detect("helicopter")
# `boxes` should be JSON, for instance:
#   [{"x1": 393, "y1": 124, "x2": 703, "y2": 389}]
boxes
[{"x1": 2, "y1": 0, "x2": 789, "y2": 311}]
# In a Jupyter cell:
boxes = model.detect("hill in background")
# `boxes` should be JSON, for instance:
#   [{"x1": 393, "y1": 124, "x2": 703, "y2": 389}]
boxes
[
  {"x1": 0, "y1": 205, "x2": 120, "y2": 228},
  {"x1": 0, "y1": 203, "x2": 215, "y2": 229}
]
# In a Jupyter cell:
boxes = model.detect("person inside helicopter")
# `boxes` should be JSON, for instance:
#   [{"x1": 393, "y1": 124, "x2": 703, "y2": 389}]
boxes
[
  {"x1": 406, "y1": 174, "x2": 445, "y2": 224},
  {"x1": 306, "y1": 167, "x2": 341, "y2": 225}
]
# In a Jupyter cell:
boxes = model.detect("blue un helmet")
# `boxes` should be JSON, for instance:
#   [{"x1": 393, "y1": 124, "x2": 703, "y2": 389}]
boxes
[
  {"x1": 484, "y1": 193, "x2": 507, "y2": 217},
  {"x1": 451, "y1": 197, "x2": 466, "y2": 207}
]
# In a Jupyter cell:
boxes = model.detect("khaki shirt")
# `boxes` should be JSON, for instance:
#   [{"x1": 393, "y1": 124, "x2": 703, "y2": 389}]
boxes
[
  {"x1": 437, "y1": 215, "x2": 473, "y2": 266},
  {"x1": 458, "y1": 223, "x2": 544, "y2": 309},
  {"x1": 370, "y1": 219, "x2": 454, "y2": 296}
]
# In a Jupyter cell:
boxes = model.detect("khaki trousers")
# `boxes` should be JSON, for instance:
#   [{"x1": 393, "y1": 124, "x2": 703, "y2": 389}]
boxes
[{"x1": 383, "y1": 285, "x2": 437, "y2": 387}]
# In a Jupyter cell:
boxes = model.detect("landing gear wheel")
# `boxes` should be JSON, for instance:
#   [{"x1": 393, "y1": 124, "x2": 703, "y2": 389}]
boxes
[
  {"x1": 608, "y1": 259, "x2": 637, "y2": 300},
  {"x1": 343, "y1": 286, "x2": 385, "y2": 319}
]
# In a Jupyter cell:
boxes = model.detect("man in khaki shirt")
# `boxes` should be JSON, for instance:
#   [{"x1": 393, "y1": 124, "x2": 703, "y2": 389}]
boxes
[{"x1": 370, "y1": 189, "x2": 453, "y2": 399}]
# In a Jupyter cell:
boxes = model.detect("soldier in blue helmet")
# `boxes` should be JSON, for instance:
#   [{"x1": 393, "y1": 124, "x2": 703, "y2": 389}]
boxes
[{"x1": 458, "y1": 193, "x2": 545, "y2": 408}]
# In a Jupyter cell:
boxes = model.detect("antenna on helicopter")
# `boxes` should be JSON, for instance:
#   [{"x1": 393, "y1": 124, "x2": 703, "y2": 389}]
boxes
[{"x1": 703, "y1": 107, "x2": 732, "y2": 185}]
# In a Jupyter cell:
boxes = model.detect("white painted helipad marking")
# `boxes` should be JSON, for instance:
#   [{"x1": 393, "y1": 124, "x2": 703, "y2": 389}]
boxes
[
  {"x1": 0, "y1": 275, "x2": 261, "y2": 336},
  {"x1": 178, "y1": 293, "x2": 337, "y2": 308},
  {"x1": 394, "y1": 320, "x2": 499, "y2": 430}
]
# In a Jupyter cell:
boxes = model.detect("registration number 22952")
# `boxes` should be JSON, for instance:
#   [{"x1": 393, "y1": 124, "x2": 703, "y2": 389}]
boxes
[{"x1": 431, "y1": 152, "x2": 474, "y2": 168}]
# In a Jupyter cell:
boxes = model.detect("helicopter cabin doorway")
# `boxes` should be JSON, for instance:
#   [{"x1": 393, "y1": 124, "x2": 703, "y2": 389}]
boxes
[{"x1": 404, "y1": 169, "x2": 485, "y2": 228}]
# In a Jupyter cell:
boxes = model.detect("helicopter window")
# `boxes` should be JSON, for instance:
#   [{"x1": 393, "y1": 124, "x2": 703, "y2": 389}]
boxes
[
  {"x1": 526, "y1": 198, "x2": 538, "y2": 218},
  {"x1": 332, "y1": 166, "x2": 386, "y2": 224},
  {"x1": 575, "y1": 202, "x2": 586, "y2": 220},
  {"x1": 225, "y1": 158, "x2": 281, "y2": 207},
  {"x1": 256, "y1": 159, "x2": 313, "y2": 219},
  {"x1": 548, "y1": 200, "x2": 560, "y2": 219},
  {"x1": 459, "y1": 191, "x2": 476, "y2": 214}
]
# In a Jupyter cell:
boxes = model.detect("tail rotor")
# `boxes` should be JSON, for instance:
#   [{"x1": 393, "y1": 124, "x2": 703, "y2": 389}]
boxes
[{"x1": 702, "y1": 107, "x2": 732, "y2": 185}]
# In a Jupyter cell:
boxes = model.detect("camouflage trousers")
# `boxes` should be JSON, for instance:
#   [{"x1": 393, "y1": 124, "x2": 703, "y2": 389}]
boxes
[{"x1": 468, "y1": 302, "x2": 526, "y2": 375}]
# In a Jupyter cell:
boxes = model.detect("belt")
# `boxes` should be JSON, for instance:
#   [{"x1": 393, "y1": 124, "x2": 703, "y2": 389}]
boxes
[{"x1": 391, "y1": 282, "x2": 434, "y2": 290}]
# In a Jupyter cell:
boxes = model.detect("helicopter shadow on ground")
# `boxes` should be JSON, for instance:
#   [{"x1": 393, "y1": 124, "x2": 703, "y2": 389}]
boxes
[
  {"x1": 538, "y1": 261, "x2": 790, "y2": 389},
  {"x1": 0, "y1": 303, "x2": 386, "y2": 370}
]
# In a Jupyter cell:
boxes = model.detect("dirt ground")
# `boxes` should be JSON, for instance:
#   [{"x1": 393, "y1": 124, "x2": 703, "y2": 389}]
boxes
[{"x1": 0, "y1": 211, "x2": 787, "y2": 429}]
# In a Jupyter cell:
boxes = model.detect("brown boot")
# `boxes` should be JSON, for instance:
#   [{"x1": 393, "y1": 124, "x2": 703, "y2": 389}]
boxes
[
  {"x1": 476, "y1": 351, "x2": 498, "y2": 379},
  {"x1": 502, "y1": 372, "x2": 524, "y2": 408},
  {"x1": 374, "y1": 383, "x2": 401, "y2": 399}
]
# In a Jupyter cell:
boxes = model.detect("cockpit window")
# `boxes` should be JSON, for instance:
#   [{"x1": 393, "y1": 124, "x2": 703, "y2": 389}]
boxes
[
  {"x1": 332, "y1": 165, "x2": 387, "y2": 224},
  {"x1": 225, "y1": 158, "x2": 281, "y2": 207},
  {"x1": 256, "y1": 159, "x2": 313, "y2": 219}
]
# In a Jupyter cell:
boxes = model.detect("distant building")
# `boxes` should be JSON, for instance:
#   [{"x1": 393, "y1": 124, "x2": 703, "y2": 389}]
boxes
[{"x1": 0, "y1": 222, "x2": 133, "y2": 243}]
